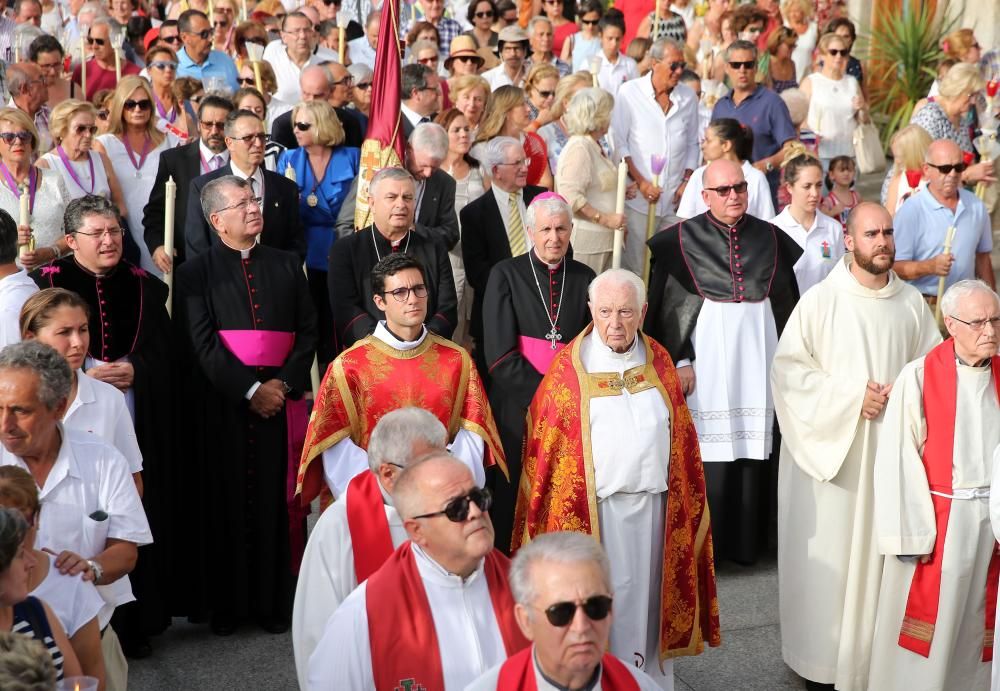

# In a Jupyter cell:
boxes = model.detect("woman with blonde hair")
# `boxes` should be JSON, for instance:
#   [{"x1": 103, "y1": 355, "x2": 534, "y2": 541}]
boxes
[
  {"x1": 882, "y1": 124, "x2": 933, "y2": 214},
  {"x1": 277, "y1": 101, "x2": 359, "y2": 365},
  {"x1": 780, "y1": 0, "x2": 815, "y2": 81},
  {"x1": 523, "y1": 62, "x2": 560, "y2": 129},
  {"x1": 94, "y1": 75, "x2": 179, "y2": 276},
  {"x1": 537, "y1": 71, "x2": 595, "y2": 173},
  {"x1": 0, "y1": 108, "x2": 69, "y2": 270},
  {"x1": 449, "y1": 75, "x2": 491, "y2": 135},
  {"x1": 939, "y1": 28, "x2": 982, "y2": 65},
  {"x1": 473, "y1": 85, "x2": 553, "y2": 188},
  {"x1": 38, "y1": 100, "x2": 127, "y2": 216}
]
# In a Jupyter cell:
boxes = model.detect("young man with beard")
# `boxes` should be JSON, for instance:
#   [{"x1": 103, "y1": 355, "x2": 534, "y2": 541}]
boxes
[{"x1": 771, "y1": 202, "x2": 940, "y2": 691}]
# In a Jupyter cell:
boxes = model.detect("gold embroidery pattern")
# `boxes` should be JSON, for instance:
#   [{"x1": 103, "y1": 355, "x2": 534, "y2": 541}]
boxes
[
  {"x1": 586, "y1": 364, "x2": 658, "y2": 398},
  {"x1": 900, "y1": 616, "x2": 935, "y2": 643}
]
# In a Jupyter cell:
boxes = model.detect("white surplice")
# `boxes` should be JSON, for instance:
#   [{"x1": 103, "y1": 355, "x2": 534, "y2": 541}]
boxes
[
  {"x1": 291, "y1": 477, "x2": 408, "y2": 691},
  {"x1": 869, "y1": 357, "x2": 1000, "y2": 691},
  {"x1": 580, "y1": 330, "x2": 674, "y2": 689},
  {"x1": 988, "y1": 446, "x2": 1000, "y2": 691},
  {"x1": 306, "y1": 544, "x2": 507, "y2": 691},
  {"x1": 771, "y1": 257, "x2": 940, "y2": 690}
]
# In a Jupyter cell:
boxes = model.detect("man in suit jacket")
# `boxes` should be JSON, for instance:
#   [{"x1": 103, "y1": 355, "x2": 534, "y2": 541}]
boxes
[
  {"x1": 271, "y1": 64, "x2": 363, "y2": 150},
  {"x1": 185, "y1": 110, "x2": 306, "y2": 259},
  {"x1": 143, "y1": 95, "x2": 233, "y2": 272},
  {"x1": 400, "y1": 63, "x2": 441, "y2": 141},
  {"x1": 460, "y1": 136, "x2": 545, "y2": 373},
  {"x1": 336, "y1": 123, "x2": 458, "y2": 249},
  {"x1": 328, "y1": 167, "x2": 457, "y2": 349}
]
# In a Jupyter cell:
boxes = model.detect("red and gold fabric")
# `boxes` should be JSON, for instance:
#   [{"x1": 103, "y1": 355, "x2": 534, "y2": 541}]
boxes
[
  {"x1": 296, "y1": 333, "x2": 506, "y2": 506},
  {"x1": 497, "y1": 646, "x2": 640, "y2": 690},
  {"x1": 511, "y1": 324, "x2": 721, "y2": 660}
]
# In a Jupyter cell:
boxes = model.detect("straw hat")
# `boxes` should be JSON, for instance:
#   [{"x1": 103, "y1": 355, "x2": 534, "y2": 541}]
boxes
[{"x1": 445, "y1": 35, "x2": 486, "y2": 69}]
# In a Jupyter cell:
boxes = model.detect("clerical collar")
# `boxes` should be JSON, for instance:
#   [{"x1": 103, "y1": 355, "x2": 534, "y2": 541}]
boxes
[
  {"x1": 534, "y1": 648, "x2": 601, "y2": 691},
  {"x1": 374, "y1": 320, "x2": 427, "y2": 350},
  {"x1": 218, "y1": 234, "x2": 257, "y2": 258},
  {"x1": 956, "y1": 355, "x2": 991, "y2": 368},
  {"x1": 530, "y1": 248, "x2": 563, "y2": 272},
  {"x1": 705, "y1": 209, "x2": 746, "y2": 230},
  {"x1": 72, "y1": 256, "x2": 117, "y2": 279}
]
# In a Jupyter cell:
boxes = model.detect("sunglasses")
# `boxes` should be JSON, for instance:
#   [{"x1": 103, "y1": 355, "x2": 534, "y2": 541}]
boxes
[
  {"x1": 213, "y1": 20, "x2": 230, "y2": 28},
  {"x1": 124, "y1": 99, "x2": 152, "y2": 111},
  {"x1": 927, "y1": 162, "x2": 967, "y2": 175},
  {"x1": 239, "y1": 76, "x2": 257, "y2": 85},
  {"x1": 293, "y1": 121, "x2": 312, "y2": 131},
  {"x1": 149, "y1": 60, "x2": 178, "y2": 70},
  {"x1": 418, "y1": 57, "x2": 439, "y2": 65},
  {"x1": 538, "y1": 595, "x2": 613, "y2": 627},
  {"x1": 161, "y1": 34, "x2": 182, "y2": 44},
  {"x1": 706, "y1": 181, "x2": 749, "y2": 196},
  {"x1": 827, "y1": 48, "x2": 849, "y2": 57},
  {"x1": 668, "y1": 60, "x2": 686, "y2": 72},
  {"x1": 356, "y1": 81, "x2": 373, "y2": 89},
  {"x1": 454, "y1": 55, "x2": 479, "y2": 64},
  {"x1": 322, "y1": 0, "x2": 341, "y2": 5},
  {"x1": 536, "y1": 89, "x2": 555, "y2": 98},
  {"x1": 728, "y1": 60, "x2": 755, "y2": 70},
  {"x1": 73, "y1": 124, "x2": 99, "y2": 136},
  {"x1": 229, "y1": 132, "x2": 268, "y2": 144},
  {"x1": 474, "y1": 10, "x2": 493, "y2": 17},
  {"x1": 185, "y1": 28, "x2": 213, "y2": 40},
  {"x1": 200, "y1": 120, "x2": 226, "y2": 130},
  {"x1": 412, "y1": 486, "x2": 492, "y2": 522},
  {"x1": 96, "y1": 109, "x2": 110, "y2": 120},
  {"x1": 580, "y1": 18, "x2": 598, "y2": 25},
  {"x1": 0, "y1": 132, "x2": 32, "y2": 144},
  {"x1": 86, "y1": 36, "x2": 106, "y2": 45}
]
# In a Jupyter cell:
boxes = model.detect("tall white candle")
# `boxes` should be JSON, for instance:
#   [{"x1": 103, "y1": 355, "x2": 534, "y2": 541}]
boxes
[
  {"x1": 163, "y1": 176, "x2": 177, "y2": 315},
  {"x1": 612, "y1": 160, "x2": 628, "y2": 269}
]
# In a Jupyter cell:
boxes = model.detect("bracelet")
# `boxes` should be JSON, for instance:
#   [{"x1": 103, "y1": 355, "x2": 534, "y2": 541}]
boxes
[
  {"x1": 50, "y1": 245, "x2": 63, "y2": 260},
  {"x1": 86, "y1": 558, "x2": 104, "y2": 585},
  {"x1": 594, "y1": 211, "x2": 601, "y2": 224}
]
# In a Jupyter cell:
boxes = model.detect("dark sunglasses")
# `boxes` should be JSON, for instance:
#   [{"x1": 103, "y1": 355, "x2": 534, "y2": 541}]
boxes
[
  {"x1": 536, "y1": 89, "x2": 555, "y2": 98},
  {"x1": 0, "y1": 132, "x2": 32, "y2": 144},
  {"x1": 474, "y1": 10, "x2": 493, "y2": 17},
  {"x1": 412, "y1": 486, "x2": 492, "y2": 522},
  {"x1": 239, "y1": 77, "x2": 256, "y2": 85},
  {"x1": 200, "y1": 119, "x2": 226, "y2": 130},
  {"x1": 213, "y1": 20, "x2": 230, "y2": 28},
  {"x1": 580, "y1": 17, "x2": 598, "y2": 25},
  {"x1": 668, "y1": 60, "x2": 686, "y2": 72},
  {"x1": 184, "y1": 28, "x2": 213, "y2": 40},
  {"x1": 454, "y1": 55, "x2": 479, "y2": 64},
  {"x1": 124, "y1": 98, "x2": 152, "y2": 111},
  {"x1": 356, "y1": 81, "x2": 373, "y2": 90},
  {"x1": 322, "y1": 0, "x2": 341, "y2": 5},
  {"x1": 927, "y1": 162, "x2": 967, "y2": 175},
  {"x1": 706, "y1": 181, "x2": 749, "y2": 196},
  {"x1": 161, "y1": 34, "x2": 182, "y2": 44},
  {"x1": 96, "y1": 109, "x2": 110, "y2": 120},
  {"x1": 827, "y1": 48, "x2": 849, "y2": 57},
  {"x1": 73, "y1": 124, "x2": 99, "y2": 136},
  {"x1": 86, "y1": 36, "x2": 106, "y2": 45},
  {"x1": 728, "y1": 60, "x2": 755, "y2": 70},
  {"x1": 293, "y1": 121, "x2": 312, "y2": 131},
  {"x1": 539, "y1": 595, "x2": 613, "y2": 627},
  {"x1": 149, "y1": 60, "x2": 178, "y2": 70}
]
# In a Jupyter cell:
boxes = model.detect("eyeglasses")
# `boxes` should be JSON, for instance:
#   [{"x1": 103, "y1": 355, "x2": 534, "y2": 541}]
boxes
[
  {"x1": 580, "y1": 18, "x2": 599, "y2": 25},
  {"x1": 332, "y1": 75, "x2": 355, "y2": 87},
  {"x1": 474, "y1": 10, "x2": 493, "y2": 17},
  {"x1": 282, "y1": 27, "x2": 313, "y2": 36},
  {"x1": 383, "y1": 283, "x2": 429, "y2": 302},
  {"x1": 293, "y1": 121, "x2": 312, "y2": 131},
  {"x1": 229, "y1": 132, "x2": 267, "y2": 145},
  {"x1": 705, "y1": 181, "x2": 749, "y2": 196},
  {"x1": 184, "y1": 28, "x2": 213, "y2": 40},
  {"x1": 356, "y1": 81, "x2": 373, "y2": 90},
  {"x1": 96, "y1": 109, "x2": 110, "y2": 120},
  {"x1": 728, "y1": 60, "x2": 755, "y2": 70},
  {"x1": 412, "y1": 486, "x2": 492, "y2": 522},
  {"x1": 239, "y1": 77, "x2": 256, "y2": 85},
  {"x1": 949, "y1": 315, "x2": 1000, "y2": 331},
  {"x1": 124, "y1": 99, "x2": 152, "y2": 111},
  {"x1": 200, "y1": 120, "x2": 226, "y2": 130},
  {"x1": 213, "y1": 20, "x2": 230, "y2": 28},
  {"x1": 418, "y1": 56, "x2": 439, "y2": 65},
  {"x1": 72, "y1": 124, "x2": 99, "y2": 136},
  {"x1": 149, "y1": 60, "x2": 178, "y2": 70},
  {"x1": 322, "y1": 0, "x2": 341, "y2": 5},
  {"x1": 926, "y1": 161, "x2": 967, "y2": 175},
  {"x1": 215, "y1": 196, "x2": 262, "y2": 213},
  {"x1": 535, "y1": 595, "x2": 613, "y2": 627},
  {"x1": 827, "y1": 48, "x2": 849, "y2": 57},
  {"x1": 497, "y1": 158, "x2": 528, "y2": 168},
  {"x1": 73, "y1": 226, "x2": 124, "y2": 239},
  {"x1": 36, "y1": 61, "x2": 61, "y2": 71},
  {"x1": 536, "y1": 89, "x2": 555, "y2": 98},
  {"x1": 667, "y1": 60, "x2": 686, "y2": 72},
  {"x1": 0, "y1": 132, "x2": 33, "y2": 144},
  {"x1": 161, "y1": 34, "x2": 182, "y2": 44},
  {"x1": 86, "y1": 36, "x2": 106, "y2": 45}
]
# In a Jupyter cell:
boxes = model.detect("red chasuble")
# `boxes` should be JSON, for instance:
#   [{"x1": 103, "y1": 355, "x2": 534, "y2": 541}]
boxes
[
  {"x1": 365, "y1": 542, "x2": 529, "y2": 691},
  {"x1": 295, "y1": 333, "x2": 507, "y2": 506},
  {"x1": 497, "y1": 647, "x2": 640, "y2": 690},
  {"x1": 512, "y1": 325, "x2": 722, "y2": 660},
  {"x1": 899, "y1": 338, "x2": 1000, "y2": 660},
  {"x1": 345, "y1": 471, "x2": 394, "y2": 583}
]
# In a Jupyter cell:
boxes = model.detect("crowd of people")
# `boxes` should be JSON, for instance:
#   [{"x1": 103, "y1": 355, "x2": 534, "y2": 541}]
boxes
[{"x1": 0, "y1": 0, "x2": 998, "y2": 689}]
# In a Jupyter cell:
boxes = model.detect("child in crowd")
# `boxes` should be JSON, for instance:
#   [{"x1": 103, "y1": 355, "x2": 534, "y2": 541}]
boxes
[{"x1": 820, "y1": 155, "x2": 860, "y2": 229}]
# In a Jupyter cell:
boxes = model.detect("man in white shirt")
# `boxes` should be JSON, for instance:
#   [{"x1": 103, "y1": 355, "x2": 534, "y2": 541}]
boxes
[
  {"x1": 611, "y1": 37, "x2": 700, "y2": 274},
  {"x1": 292, "y1": 407, "x2": 448, "y2": 691},
  {"x1": 262, "y1": 11, "x2": 338, "y2": 105},
  {"x1": 307, "y1": 454, "x2": 528, "y2": 690},
  {"x1": 0, "y1": 209, "x2": 37, "y2": 346},
  {"x1": 347, "y1": 9, "x2": 378, "y2": 68},
  {"x1": 482, "y1": 25, "x2": 528, "y2": 90},
  {"x1": 596, "y1": 14, "x2": 638, "y2": 97}
]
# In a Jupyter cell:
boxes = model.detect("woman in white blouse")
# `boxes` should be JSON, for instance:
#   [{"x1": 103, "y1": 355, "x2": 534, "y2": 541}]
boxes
[
  {"x1": 801, "y1": 32, "x2": 867, "y2": 171},
  {"x1": 0, "y1": 108, "x2": 70, "y2": 271},
  {"x1": 38, "y1": 100, "x2": 127, "y2": 217},
  {"x1": 20, "y1": 288, "x2": 143, "y2": 494},
  {"x1": 94, "y1": 76, "x2": 181, "y2": 276}
]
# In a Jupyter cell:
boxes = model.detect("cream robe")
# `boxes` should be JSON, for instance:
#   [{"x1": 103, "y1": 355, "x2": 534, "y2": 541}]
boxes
[
  {"x1": 869, "y1": 358, "x2": 1000, "y2": 691},
  {"x1": 988, "y1": 446, "x2": 1000, "y2": 691},
  {"x1": 581, "y1": 330, "x2": 674, "y2": 689},
  {"x1": 771, "y1": 257, "x2": 940, "y2": 690},
  {"x1": 291, "y1": 478, "x2": 408, "y2": 691}
]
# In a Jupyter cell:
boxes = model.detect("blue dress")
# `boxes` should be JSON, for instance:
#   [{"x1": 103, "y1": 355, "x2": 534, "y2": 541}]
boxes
[{"x1": 277, "y1": 146, "x2": 360, "y2": 272}]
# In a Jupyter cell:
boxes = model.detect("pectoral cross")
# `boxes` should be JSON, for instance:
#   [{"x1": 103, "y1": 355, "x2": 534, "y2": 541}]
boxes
[{"x1": 545, "y1": 327, "x2": 562, "y2": 349}]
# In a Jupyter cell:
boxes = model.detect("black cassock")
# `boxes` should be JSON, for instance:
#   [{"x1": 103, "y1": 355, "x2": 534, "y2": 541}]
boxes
[
  {"x1": 30, "y1": 257, "x2": 173, "y2": 637},
  {"x1": 482, "y1": 252, "x2": 595, "y2": 552},
  {"x1": 174, "y1": 243, "x2": 317, "y2": 626}
]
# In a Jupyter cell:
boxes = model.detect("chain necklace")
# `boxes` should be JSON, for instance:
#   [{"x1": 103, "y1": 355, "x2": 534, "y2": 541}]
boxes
[
  {"x1": 529, "y1": 249, "x2": 566, "y2": 349},
  {"x1": 372, "y1": 227, "x2": 411, "y2": 262}
]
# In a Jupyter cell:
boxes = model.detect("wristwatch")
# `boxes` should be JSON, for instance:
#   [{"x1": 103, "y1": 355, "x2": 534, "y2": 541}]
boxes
[
  {"x1": 594, "y1": 211, "x2": 602, "y2": 224},
  {"x1": 281, "y1": 381, "x2": 292, "y2": 394},
  {"x1": 86, "y1": 559, "x2": 104, "y2": 585}
]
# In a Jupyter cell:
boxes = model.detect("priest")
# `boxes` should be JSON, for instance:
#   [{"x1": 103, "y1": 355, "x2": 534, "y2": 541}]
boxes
[
  {"x1": 31, "y1": 194, "x2": 173, "y2": 655},
  {"x1": 483, "y1": 192, "x2": 594, "y2": 551},
  {"x1": 771, "y1": 202, "x2": 941, "y2": 691},
  {"x1": 868, "y1": 279, "x2": 1000, "y2": 690},
  {"x1": 296, "y1": 252, "x2": 506, "y2": 508},
  {"x1": 513, "y1": 269, "x2": 721, "y2": 683},
  {"x1": 291, "y1": 407, "x2": 447, "y2": 691},
  {"x1": 307, "y1": 454, "x2": 530, "y2": 690},
  {"x1": 646, "y1": 158, "x2": 801, "y2": 565},
  {"x1": 174, "y1": 176, "x2": 317, "y2": 635}
]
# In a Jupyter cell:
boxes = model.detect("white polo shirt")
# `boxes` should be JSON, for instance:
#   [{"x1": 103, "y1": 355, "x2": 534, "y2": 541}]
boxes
[
  {"x1": 65, "y1": 370, "x2": 143, "y2": 474},
  {"x1": 262, "y1": 39, "x2": 340, "y2": 105},
  {"x1": 771, "y1": 207, "x2": 846, "y2": 294},
  {"x1": 0, "y1": 427, "x2": 152, "y2": 628}
]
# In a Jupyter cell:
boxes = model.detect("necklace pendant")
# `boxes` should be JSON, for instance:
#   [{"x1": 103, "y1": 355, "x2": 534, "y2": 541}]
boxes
[
  {"x1": 546, "y1": 328, "x2": 562, "y2": 349},
  {"x1": 306, "y1": 193, "x2": 318, "y2": 207},
  {"x1": 135, "y1": 169, "x2": 142, "y2": 179}
]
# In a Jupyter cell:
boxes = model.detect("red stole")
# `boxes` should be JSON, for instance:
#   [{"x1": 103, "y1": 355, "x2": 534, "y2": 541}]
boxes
[
  {"x1": 899, "y1": 338, "x2": 1000, "y2": 661},
  {"x1": 345, "y1": 471, "x2": 394, "y2": 583},
  {"x1": 497, "y1": 646, "x2": 640, "y2": 690},
  {"x1": 365, "y1": 542, "x2": 529, "y2": 691}
]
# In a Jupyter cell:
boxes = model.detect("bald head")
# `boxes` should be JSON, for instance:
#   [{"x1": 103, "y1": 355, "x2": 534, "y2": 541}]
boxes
[
  {"x1": 926, "y1": 138, "x2": 961, "y2": 165},
  {"x1": 392, "y1": 453, "x2": 472, "y2": 519},
  {"x1": 923, "y1": 138, "x2": 964, "y2": 200},
  {"x1": 845, "y1": 201, "x2": 891, "y2": 239},
  {"x1": 300, "y1": 65, "x2": 331, "y2": 101},
  {"x1": 701, "y1": 159, "x2": 748, "y2": 225},
  {"x1": 844, "y1": 201, "x2": 895, "y2": 280}
]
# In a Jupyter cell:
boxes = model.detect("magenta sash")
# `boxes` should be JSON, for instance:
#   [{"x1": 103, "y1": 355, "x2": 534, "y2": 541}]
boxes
[
  {"x1": 285, "y1": 397, "x2": 310, "y2": 574},
  {"x1": 518, "y1": 335, "x2": 566, "y2": 375},
  {"x1": 219, "y1": 330, "x2": 295, "y2": 367}
]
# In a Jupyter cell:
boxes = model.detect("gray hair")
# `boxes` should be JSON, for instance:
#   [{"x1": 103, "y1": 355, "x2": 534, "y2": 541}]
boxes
[
  {"x1": 409, "y1": 122, "x2": 449, "y2": 161},
  {"x1": 63, "y1": 194, "x2": 118, "y2": 236},
  {"x1": 482, "y1": 136, "x2": 522, "y2": 172},
  {"x1": 941, "y1": 279, "x2": 1000, "y2": 318},
  {"x1": 649, "y1": 37, "x2": 684, "y2": 61},
  {"x1": 78, "y1": 0, "x2": 104, "y2": 19},
  {"x1": 724, "y1": 39, "x2": 758, "y2": 62},
  {"x1": 527, "y1": 15, "x2": 551, "y2": 36},
  {"x1": 409, "y1": 39, "x2": 439, "y2": 62},
  {"x1": 391, "y1": 453, "x2": 470, "y2": 519},
  {"x1": 509, "y1": 532, "x2": 611, "y2": 608},
  {"x1": 562, "y1": 87, "x2": 614, "y2": 137},
  {"x1": 201, "y1": 175, "x2": 249, "y2": 222},
  {"x1": 90, "y1": 15, "x2": 123, "y2": 40},
  {"x1": 347, "y1": 62, "x2": 373, "y2": 84},
  {"x1": 0, "y1": 630, "x2": 56, "y2": 691},
  {"x1": 0, "y1": 342, "x2": 72, "y2": 411},
  {"x1": 588, "y1": 268, "x2": 646, "y2": 306},
  {"x1": 366, "y1": 407, "x2": 448, "y2": 474},
  {"x1": 525, "y1": 195, "x2": 571, "y2": 232},
  {"x1": 369, "y1": 166, "x2": 415, "y2": 197},
  {"x1": 5, "y1": 65, "x2": 35, "y2": 99}
]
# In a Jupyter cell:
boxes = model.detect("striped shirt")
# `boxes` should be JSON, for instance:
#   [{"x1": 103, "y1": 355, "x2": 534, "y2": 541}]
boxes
[{"x1": 12, "y1": 596, "x2": 66, "y2": 681}]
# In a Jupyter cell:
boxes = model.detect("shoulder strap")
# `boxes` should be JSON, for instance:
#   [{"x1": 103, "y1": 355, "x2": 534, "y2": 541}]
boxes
[{"x1": 15, "y1": 597, "x2": 52, "y2": 642}]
